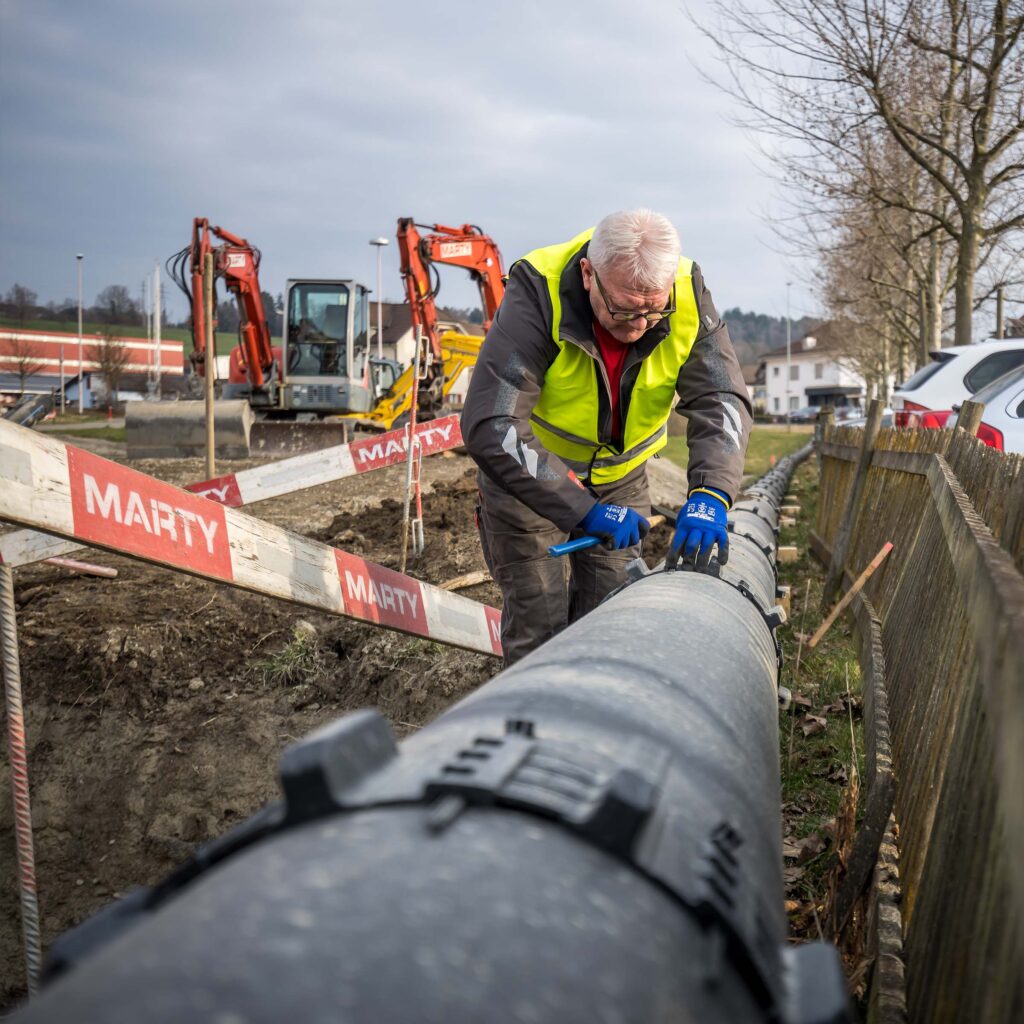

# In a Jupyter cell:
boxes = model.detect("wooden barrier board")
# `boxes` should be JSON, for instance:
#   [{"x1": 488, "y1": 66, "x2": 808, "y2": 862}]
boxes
[
  {"x1": 0, "y1": 415, "x2": 463, "y2": 568},
  {"x1": 0, "y1": 419, "x2": 501, "y2": 658}
]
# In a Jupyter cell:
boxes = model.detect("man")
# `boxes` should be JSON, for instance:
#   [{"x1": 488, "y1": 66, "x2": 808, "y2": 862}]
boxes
[{"x1": 462, "y1": 209, "x2": 752, "y2": 664}]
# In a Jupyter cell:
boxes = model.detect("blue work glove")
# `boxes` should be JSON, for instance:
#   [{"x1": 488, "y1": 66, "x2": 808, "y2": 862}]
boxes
[
  {"x1": 578, "y1": 503, "x2": 650, "y2": 550},
  {"x1": 668, "y1": 488, "x2": 730, "y2": 569}
]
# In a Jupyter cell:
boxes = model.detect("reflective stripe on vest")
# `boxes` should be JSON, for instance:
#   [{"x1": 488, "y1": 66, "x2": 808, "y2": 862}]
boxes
[{"x1": 522, "y1": 230, "x2": 700, "y2": 484}]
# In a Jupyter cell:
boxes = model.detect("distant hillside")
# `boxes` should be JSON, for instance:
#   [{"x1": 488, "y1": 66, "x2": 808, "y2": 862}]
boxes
[{"x1": 721, "y1": 308, "x2": 819, "y2": 368}]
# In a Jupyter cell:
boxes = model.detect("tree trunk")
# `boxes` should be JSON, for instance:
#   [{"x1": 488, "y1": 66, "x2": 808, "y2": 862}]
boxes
[
  {"x1": 954, "y1": 205, "x2": 981, "y2": 347},
  {"x1": 928, "y1": 234, "x2": 944, "y2": 354}
]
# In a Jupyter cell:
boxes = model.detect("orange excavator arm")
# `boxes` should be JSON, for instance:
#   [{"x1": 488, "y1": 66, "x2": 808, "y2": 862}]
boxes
[
  {"x1": 396, "y1": 218, "x2": 506, "y2": 368},
  {"x1": 167, "y1": 217, "x2": 278, "y2": 390}
]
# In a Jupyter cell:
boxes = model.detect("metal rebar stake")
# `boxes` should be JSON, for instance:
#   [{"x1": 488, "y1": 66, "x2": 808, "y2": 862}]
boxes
[
  {"x1": 399, "y1": 329, "x2": 423, "y2": 574},
  {"x1": 0, "y1": 563, "x2": 41, "y2": 994}
]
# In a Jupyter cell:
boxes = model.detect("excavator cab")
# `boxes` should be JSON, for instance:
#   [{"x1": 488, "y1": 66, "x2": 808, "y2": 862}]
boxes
[{"x1": 281, "y1": 280, "x2": 382, "y2": 414}]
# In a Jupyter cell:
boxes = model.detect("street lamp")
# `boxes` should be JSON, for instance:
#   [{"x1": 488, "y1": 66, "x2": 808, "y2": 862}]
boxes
[
  {"x1": 369, "y1": 237, "x2": 389, "y2": 360},
  {"x1": 785, "y1": 280, "x2": 792, "y2": 432},
  {"x1": 76, "y1": 254, "x2": 84, "y2": 414}
]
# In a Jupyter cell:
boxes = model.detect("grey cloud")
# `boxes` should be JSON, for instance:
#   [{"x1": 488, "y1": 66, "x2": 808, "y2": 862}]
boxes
[{"x1": 0, "y1": 0, "x2": 797, "y2": 321}]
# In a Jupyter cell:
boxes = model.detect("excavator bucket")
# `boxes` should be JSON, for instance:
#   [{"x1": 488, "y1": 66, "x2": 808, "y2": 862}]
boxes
[
  {"x1": 126, "y1": 401, "x2": 255, "y2": 459},
  {"x1": 248, "y1": 419, "x2": 352, "y2": 456},
  {"x1": 126, "y1": 401, "x2": 355, "y2": 460}
]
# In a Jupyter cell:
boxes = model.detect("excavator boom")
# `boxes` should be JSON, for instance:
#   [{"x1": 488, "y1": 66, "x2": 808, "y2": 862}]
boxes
[
  {"x1": 169, "y1": 217, "x2": 278, "y2": 390},
  {"x1": 396, "y1": 218, "x2": 505, "y2": 363}
]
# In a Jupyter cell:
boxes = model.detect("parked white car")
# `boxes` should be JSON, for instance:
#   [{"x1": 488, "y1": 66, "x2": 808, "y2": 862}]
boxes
[
  {"x1": 891, "y1": 339, "x2": 1024, "y2": 428},
  {"x1": 950, "y1": 363, "x2": 1024, "y2": 453}
]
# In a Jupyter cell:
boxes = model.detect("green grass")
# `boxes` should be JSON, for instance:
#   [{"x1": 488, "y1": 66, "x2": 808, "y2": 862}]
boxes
[
  {"x1": 47, "y1": 411, "x2": 107, "y2": 425},
  {"x1": 774, "y1": 459, "x2": 865, "y2": 941},
  {"x1": 661, "y1": 426, "x2": 814, "y2": 479},
  {"x1": 57, "y1": 426, "x2": 127, "y2": 443},
  {"x1": 253, "y1": 628, "x2": 326, "y2": 688}
]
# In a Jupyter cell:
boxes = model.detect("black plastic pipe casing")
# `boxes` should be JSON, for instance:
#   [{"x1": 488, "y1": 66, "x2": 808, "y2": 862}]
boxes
[{"x1": 19, "y1": 444, "x2": 848, "y2": 1023}]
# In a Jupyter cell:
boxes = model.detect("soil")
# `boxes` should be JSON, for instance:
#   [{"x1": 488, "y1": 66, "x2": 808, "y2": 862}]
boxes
[{"x1": 0, "y1": 440, "x2": 688, "y2": 1007}]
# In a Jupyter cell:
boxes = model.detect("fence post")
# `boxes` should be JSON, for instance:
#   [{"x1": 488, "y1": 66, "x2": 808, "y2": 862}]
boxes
[
  {"x1": 815, "y1": 405, "x2": 835, "y2": 475},
  {"x1": 0, "y1": 564, "x2": 42, "y2": 994},
  {"x1": 823, "y1": 399, "x2": 883, "y2": 609},
  {"x1": 956, "y1": 399, "x2": 984, "y2": 437}
]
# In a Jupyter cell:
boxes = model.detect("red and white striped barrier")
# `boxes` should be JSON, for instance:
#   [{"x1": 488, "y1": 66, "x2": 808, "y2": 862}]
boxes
[
  {"x1": 0, "y1": 415, "x2": 464, "y2": 567},
  {"x1": 186, "y1": 414, "x2": 462, "y2": 506},
  {"x1": 0, "y1": 419, "x2": 500, "y2": 657}
]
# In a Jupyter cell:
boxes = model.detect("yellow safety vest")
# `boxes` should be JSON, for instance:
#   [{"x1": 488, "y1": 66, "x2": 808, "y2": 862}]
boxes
[{"x1": 523, "y1": 229, "x2": 701, "y2": 485}]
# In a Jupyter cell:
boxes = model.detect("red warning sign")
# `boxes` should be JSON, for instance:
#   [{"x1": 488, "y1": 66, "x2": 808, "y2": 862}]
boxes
[
  {"x1": 67, "y1": 447, "x2": 233, "y2": 580},
  {"x1": 186, "y1": 472, "x2": 243, "y2": 507},
  {"x1": 334, "y1": 550, "x2": 428, "y2": 635},
  {"x1": 350, "y1": 415, "x2": 462, "y2": 474},
  {"x1": 484, "y1": 605, "x2": 503, "y2": 655}
]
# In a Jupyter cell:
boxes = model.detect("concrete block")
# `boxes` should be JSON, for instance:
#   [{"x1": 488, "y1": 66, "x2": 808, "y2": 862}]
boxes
[
  {"x1": 780, "y1": 516, "x2": 796, "y2": 527},
  {"x1": 780, "y1": 505, "x2": 801, "y2": 515},
  {"x1": 778, "y1": 546, "x2": 799, "y2": 563}
]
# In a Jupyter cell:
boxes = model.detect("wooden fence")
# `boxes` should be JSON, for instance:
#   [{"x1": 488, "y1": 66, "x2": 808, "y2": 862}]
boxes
[{"x1": 814, "y1": 418, "x2": 1024, "y2": 1023}]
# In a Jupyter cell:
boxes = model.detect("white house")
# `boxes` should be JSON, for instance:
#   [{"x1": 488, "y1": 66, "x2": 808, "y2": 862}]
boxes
[
  {"x1": 761, "y1": 322, "x2": 892, "y2": 417},
  {"x1": 367, "y1": 303, "x2": 481, "y2": 406}
]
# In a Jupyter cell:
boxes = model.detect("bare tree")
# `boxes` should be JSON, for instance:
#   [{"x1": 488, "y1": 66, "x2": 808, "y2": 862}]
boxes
[
  {"x1": 697, "y1": 0, "x2": 1024, "y2": 345},
  {"x1": 90, "y1": 330, "x2": 131, "y2": 409},
  {"x1": 94, "y1": 285, "x2": 141, "y2": 327},
  {"x1": 3, "y1": 335, "x2": 47, "y2": 394},
  {"x1": 4, "y1": 283, "x2": 38, "y2": 326}
]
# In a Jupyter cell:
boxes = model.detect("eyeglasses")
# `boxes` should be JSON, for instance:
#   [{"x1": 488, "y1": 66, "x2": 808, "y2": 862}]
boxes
[{"x1": 592, "y1": 269, "x2": 676, "y2": 323}]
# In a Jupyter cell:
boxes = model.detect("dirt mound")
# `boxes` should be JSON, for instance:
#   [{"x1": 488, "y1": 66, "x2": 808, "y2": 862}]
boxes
[{"x1": 0, "y1": 462, "x2": 500, "y2": 1008}]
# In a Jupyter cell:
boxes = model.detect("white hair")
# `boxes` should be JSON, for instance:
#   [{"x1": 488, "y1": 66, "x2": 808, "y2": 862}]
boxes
[{"x1": 587, "y1": 209, "x2": 681, "y2": 291}]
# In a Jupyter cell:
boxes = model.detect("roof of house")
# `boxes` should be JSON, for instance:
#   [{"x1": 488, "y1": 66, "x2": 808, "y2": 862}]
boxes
[
  {"x1": 742, "y1": 363, "x2": 766, "y2": 386},
  {"x1": 762, "y1": 320, "x2": 844, "y2": 359},
  {"x1": 371, "y1": 303, "x2": 480, "y2": 344}
]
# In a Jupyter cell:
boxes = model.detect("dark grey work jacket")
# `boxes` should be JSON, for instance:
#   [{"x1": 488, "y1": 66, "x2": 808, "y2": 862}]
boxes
[{"x1": 462, "y1": 245, "x2": 753, "y2": 531}]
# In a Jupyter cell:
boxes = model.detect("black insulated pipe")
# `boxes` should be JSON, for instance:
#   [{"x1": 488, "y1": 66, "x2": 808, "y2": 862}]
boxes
[{"x1": 18, "y1": 443, "x2": 849, "y2": 1024}]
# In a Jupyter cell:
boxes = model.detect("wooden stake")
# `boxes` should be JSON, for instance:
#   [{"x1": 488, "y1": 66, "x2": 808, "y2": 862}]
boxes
[
  {"x1": 43, "y1": 557, "x2": 118, "y2": 579},
  {"x1": 203, "y1": 252, "x2": 216, "y2": 480},
  {"x1": 438, "y1": 570, "x2": 491, "y2": 592},
  {"x1": 808, "y1": 542, "x2": 893, "y2": 649}
]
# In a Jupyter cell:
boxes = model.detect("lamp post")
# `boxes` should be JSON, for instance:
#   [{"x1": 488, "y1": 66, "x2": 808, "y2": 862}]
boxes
[
  {"x1": 76, "y1": 254, "x2": 84, "y2": 414},
  {"x1": 369, "y1": 237, "x2": 389, "y2": 360},
  {"x1": 785, "y1": 280, "x2": 792, "y2": 432}
]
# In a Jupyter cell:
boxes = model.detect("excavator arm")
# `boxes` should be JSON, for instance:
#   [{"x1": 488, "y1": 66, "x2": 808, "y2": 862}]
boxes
[
  {"x1": 167, "y1": 218, "x2": 278, "y2": 390},
  {"x1": 396, "y1": 218, "x2": 506, "y2": 367}
]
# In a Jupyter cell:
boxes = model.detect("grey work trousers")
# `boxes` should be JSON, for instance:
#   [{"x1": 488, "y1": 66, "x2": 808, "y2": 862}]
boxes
[{"x1": 476, "y1": 466, "x2": 651, "y2": 666}]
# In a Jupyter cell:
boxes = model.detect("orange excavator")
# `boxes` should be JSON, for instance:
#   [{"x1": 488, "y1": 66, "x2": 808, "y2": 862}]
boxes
[
  {"x1": 167, "y1": 217, "x2": 396, "y2": 415},
  {"x1": 375, "y1": 218, "x2": 506, "y2": 424},
  {"x1": 127, "y1": 216, "x2": 506, "y2": 456},
  {"x1": 172, "y1": 218, "x2": 282, "y2": 391}
]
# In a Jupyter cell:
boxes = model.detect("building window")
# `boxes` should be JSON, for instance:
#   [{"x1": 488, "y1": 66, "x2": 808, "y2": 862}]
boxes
[
  {"x1": 789, "y1": 365, "x2": 799, "y2": 381},
  {"x1": 815, "y1": 362, "x2": 824, "y2": 380},
  {"x1": 773, "y1": 397, "x2": 780, "y2": 412},
  {"x1": 773, "y1": 366, "x2": 780, "y2": 377},
  {"x1": 789, "y1": 396, "x2": 799, "y2": 411}
]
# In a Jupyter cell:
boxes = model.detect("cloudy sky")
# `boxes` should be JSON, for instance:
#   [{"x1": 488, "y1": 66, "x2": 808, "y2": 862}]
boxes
[{"x1": 0, "y1": 0, "x2": 818, "y2": 324}]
